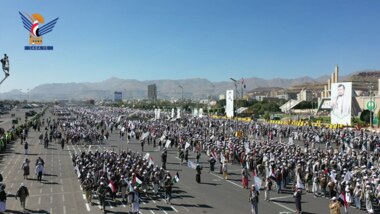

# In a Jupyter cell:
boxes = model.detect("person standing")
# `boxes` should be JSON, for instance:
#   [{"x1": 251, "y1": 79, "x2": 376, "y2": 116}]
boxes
[
  {"x1": 196, "y1": 164, "x2": 202, "y2": 183},
  {"x1": 24, "y1": 141, "x2": 28, "y2": 155},
  {"x1": 21, "y1": 158, "x2": 30, "y2": 180},
  {"x1": 97, "y1": 182, "x2": 108, "y2": 212},
  {"x1": 208, "y1": 156, "x2": 216, "y2": 173},
  {"x1": 353, "y1": 184, "x2": 362, "y2": 210},
  {"x1": 131, "y1": 186, "x2": 140, "y2": 214},
  {"x1": 329, "y1": 197, "x2": 341, "y2": 214},
  {"x1": 264, "y1": 177, "x2": 272, "y2": 201},
  {"x1": 35, "y1": 162, "x2": 44, "y2": 182},
  {"x1": 294, "y1": 187, "x2": 302, "y2": 214},
  {"x1": 222, "y1": 161, "x2": 228, "y2": 180},
  {"x1": 249, "y1": 185, "x2": 259, "y2": 214},
  {"x1": 61, "y1": 138, "x2": 65, "y2": 150},
  {"x1": 0, "y1": 184, "x2": 6, "y2": 214},
  {"x1": 161, "y1": 149, "x2": 167, "y2": 170},
  {"x1": 16, "y1": 183, "x2": 29, "y2": 212},
  {"x1": 241, "y1": 166, "x2": 250, "y2": 189},
  {"x1": 164, "y1": 175, "x2": 173, "y2": 204}
]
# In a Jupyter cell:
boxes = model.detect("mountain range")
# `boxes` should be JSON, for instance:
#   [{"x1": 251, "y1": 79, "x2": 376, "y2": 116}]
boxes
[{"x1": 0, "y1": 71, "x2": 373, "y2": 101}]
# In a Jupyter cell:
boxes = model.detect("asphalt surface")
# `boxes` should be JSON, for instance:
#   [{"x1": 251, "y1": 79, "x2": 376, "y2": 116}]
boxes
[{"x1": 0, "y1": 108, "x2": 376, "y2": 214}]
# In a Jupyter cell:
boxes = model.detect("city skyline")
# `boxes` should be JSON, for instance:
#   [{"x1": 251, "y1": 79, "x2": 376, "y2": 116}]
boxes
[{"x1": 1, "y1": 0, "x2": 380, "y2": 92}]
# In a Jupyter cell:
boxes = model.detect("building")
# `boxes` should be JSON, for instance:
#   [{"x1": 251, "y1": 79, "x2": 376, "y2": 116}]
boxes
[
  {"x1": 297, "y1": 89, "x2": 312, "y2": 101},
  {"x1": 147, "y1": 84, "x2": 157, "y2": 101},
  {"x1": 114, "y1": 91, "x2": 122, "y2": 102}
]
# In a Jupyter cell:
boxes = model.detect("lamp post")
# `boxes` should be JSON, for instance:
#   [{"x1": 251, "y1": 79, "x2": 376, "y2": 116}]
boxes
[
  {"x1": 230, "y1": 78, "x2": 239, "y2": 131},
  {"x1": 368, "y1": 84, "x2": 374, "y2": 128}
]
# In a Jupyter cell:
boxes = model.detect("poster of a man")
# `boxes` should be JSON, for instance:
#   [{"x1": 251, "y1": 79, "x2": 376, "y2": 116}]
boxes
[
  {"x1": 226, "y1": 90, "x2": 234, "y2": 118},
  {"x1": 331, "y1": 82, "x2": 352, "y2": 125}
]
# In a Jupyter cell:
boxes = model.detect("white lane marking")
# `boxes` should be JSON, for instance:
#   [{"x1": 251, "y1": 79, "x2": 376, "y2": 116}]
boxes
[
  {"x1": 40, "y1": 189, "x2": 42, "y2": 194},
  {"x1": 62, "y1": 194, "x2": 65, "y2": 202},
  {"x1": 210, "y1": 173, "x2": 242, "y2": 188},
  {"x1": 171, "y1": 206, "x2": 178, "y2": 212},
  {"x1": 209, "y1": 166, "x2": 296, "y2": 212},
  {"x1": 159, "y1": 208, "x2": 168, "y2": 214},
  {"x1": 38, "y1": 197, "x2": 41, "y2": 205},
  {"x1": 272, "y1": 201, "x2": 296, "y2": 213},
  {"x1": 150, "y1": 210, "x2": 155, "y2": 214},
  {"x1": 182, "y1": 206, "x2": 190, "y2": 212},
  {"x1": 50, "y1": 208, "x2": 52, "y2": 214},
  {"x1": 61, "y1": 186, "x2": 64, "y2": 192},
  {"x1": 85, "y1": 203, "x2": 91, "y2": 212},
  {"x1": 270, "y1": 195, "x2": 294, "y2": 200},
  {"x1": 50, "y1": 196, "x2": 53, "y2": 204},
  {"x1": 63, "y1": 205, "x2": 67, "y2": 214},
  {"x1": 51, "y1": 187, "x2": 53, "y2": 193}
]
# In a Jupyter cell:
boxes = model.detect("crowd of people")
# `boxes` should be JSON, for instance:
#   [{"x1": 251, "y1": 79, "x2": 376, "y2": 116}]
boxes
[{"x1": 2, "y1": 105, "x2": 374, "y2": 213}]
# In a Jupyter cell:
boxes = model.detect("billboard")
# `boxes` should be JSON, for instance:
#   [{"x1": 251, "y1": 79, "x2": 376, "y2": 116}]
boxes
[
  {"x1": 114, "y1": 91, "x2": 122, "y2": 102},
  {"x1": 331, "y1": 82, "x2": 352, "y2": 125},
  {"x1": 226, "y1": 90, "x2": 234, "y2": 118}
]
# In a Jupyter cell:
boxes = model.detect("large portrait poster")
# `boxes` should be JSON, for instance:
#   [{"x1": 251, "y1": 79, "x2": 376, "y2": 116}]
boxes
[
  {"x1": 331, "y1": 82, "x2": 352, "y2": 125},
  {"x1": 226, "y1": 90, "x2": 234, "y2": 118}
]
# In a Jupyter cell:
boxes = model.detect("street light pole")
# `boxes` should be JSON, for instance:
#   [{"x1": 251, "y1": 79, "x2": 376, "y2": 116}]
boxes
[{"x1": 368, "y1": 84, "x2": 374, "y2": 128}]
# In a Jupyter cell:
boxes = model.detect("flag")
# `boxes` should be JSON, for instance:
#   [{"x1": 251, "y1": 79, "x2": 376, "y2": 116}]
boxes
[
  {"x1": 165, "y1": 140, "x2": 171, "y2": 148},
  {"x1": 211, "y1": 150, "x2": 218, "y2": 160},
  {"x1": 254, "y1": 176, "x2": 262, "y2": 192},
  {"x1": 173, "y1": 172, "x2": 180, "y2": 183},
  {"x1": 185, "y1": 142, "x2": 190, "y2": 149},
  {"x1": 134, "y1": 176, "x2": 143, "y2": 187},
  {"x1": 148, "y1": 157, "x2": 155, "y2": 167},
  {"x1": 143, "y1": 153, "x2": 150, "y2": 160},
  {"x1": 141, "y1": 132, "x2": 150, "y2": 140},
  {"x1": 187, "y1": 160, "x2": 196, "y2": 169},
  {"x1": 108, "y1": 181, "x2": 116, "y2": 193},
  {"x1": 339, "y1": 191, "x2": 348, "y2": 213}
]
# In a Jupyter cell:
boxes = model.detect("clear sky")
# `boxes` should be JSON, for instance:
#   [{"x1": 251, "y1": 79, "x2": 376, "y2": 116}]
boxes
[{"x1": 0, "y1": 0, "x2": 379, "y2": 92}]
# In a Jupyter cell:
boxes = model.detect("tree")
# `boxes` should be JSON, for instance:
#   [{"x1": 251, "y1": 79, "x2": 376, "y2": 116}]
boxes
[{"x1": 360, "y1": 110, "x2": 373, "y2": 124}]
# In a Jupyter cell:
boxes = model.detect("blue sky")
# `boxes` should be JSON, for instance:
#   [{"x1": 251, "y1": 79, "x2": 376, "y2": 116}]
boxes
[{"x1": 0, "y1": 0, "x2": 379, "y2": 92}]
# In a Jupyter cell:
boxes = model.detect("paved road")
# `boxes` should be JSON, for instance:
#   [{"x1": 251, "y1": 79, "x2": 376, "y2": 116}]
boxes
[{"x1": 0, "y1": 109, "x2": 375, "y2": 214}]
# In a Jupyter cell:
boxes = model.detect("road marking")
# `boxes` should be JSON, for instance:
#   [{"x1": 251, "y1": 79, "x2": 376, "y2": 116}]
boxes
[
  {"x1": 50, "y1": 196, "x2": 53, "y2": 204},
  {"x1": 63, "y1": 205, "x2": 67, "y2": 214},
  {"x1": 51, "y1": 187, "x2": 53, "y2": 193},
  {"x1": 40, "y1": 189, "x2": 42, "y2": 194},
  {"x1": 171, "y1": 206, "x2": 178, "y2": 212},
  {"x1": 50, "y1": 208, "x2": 52, "y2": 214},
  {"x1": 182, "y1": 206, "x2": 190, "y2": 212},
  {"x1": 61, "y1": 186, "x2": 64, "y2": 192},
  {"x1": 210, "y1": 173, "x2": 242, "y2": 188},
  {"x1": 150, "y1": 210, "x2": 155, "y2": 214},
  {"x1": 29, "y1": 191, "x2": 83, "y2": 197},
  {"x1": 272, "y1": 201, "x2": 296, "y2": 213},
  {"x1": 83, "y1": 194, "x2": 86, "y2": 200},
  {"x1": 62, "y1": 194, "x2": 65, "y2": 202},
  {"x1": 38, "y1": 197, "x2": 41, "y2": 205},
  {"x1": 270, "y1": 195, "x2": 294, "y2": 200},
  {"x1": 159, "y1": 208, "x2": 168, "y2": 214},
  {"x1": 85, "y1": 203, "x2": 91, "y2": 211}
]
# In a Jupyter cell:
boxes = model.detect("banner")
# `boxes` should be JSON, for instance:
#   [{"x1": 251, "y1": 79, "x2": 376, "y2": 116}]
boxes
[
  {"x1": 171, "y1": 108, "x2": 175, "y2": 118},
  {"x1": 225, "y1": 90, "x2": 234, "y2": 118},
  {"x1": 176, "y1": 108, "x2": 181, "y2": 119},
  {"x1": 331, "y1": 82, "x2": 352, "y2": 125}
]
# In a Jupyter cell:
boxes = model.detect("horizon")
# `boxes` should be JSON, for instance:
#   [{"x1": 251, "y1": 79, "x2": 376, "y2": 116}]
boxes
[{"x1": 1, "y1": 0, "x2": 380, "y2": 93}]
